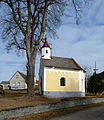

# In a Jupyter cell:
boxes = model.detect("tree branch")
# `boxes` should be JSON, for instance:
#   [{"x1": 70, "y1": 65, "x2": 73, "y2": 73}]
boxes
[
  {"x1": 17, "y1": 1, "x2": 22, "y2": 25},
  {"x1": 72, "y1": 0, "x2": 80, "y2": 24},
  {"x1": 6, "y1": 0, "x2": 25, "y2": 34}
]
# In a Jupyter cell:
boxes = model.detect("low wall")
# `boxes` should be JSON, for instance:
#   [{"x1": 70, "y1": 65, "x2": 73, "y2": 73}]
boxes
[
  {"x1": 0, "y1": 98, "x2": 104, "y2": 120},
  {"x1": 44, "y1": 91, "x2": 85, "y2": 98}
]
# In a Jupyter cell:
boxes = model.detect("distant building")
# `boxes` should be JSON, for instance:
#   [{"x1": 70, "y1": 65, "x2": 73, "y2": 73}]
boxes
[
  {"x1": 35, "y1": 80, "x2": 39, "y2": 86},
  {"x1": 9, "y1": 71, "x2": 27, "y2": 89},
  {"x1": 0, "y1": 71, "x2": 37, "y2": 90},
  {"x1": 0, "y1": 81, "x2": 10, "y2": 90},
  {"x1": 39, "y1": 38, "x2": 86, "y2": 98}
]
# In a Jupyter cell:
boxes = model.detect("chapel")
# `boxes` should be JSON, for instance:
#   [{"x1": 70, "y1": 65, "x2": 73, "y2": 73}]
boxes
[{"x1": 39, "y1": 38, "x2": 85, "y2": 98}]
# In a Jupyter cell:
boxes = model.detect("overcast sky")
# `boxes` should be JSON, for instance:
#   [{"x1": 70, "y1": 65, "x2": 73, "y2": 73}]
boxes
[{"x1": 0, "y1": 0, "x2": 104, "y2": 82}]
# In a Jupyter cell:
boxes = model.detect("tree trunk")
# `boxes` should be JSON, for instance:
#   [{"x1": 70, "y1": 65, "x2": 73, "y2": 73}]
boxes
[
  {"x1": 26, "y1": 46, "x2": 38, "y2": 97},
  {"x1": 26, "y1": 59, "x2": 35, "y2": 97}
]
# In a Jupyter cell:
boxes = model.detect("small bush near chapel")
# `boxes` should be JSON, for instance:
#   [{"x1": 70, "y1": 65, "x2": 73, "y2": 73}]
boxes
[{"x1": 87, "y1": 74, "x2": 104, "y2": 95}]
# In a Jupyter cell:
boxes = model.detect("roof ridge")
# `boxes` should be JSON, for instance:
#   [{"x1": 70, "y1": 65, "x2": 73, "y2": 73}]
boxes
[
  {"x1": 18, "y1": 71, "x2": 26, "y2": 76},
  {"x1": 0, "y1": 81, "x2": 10, "y2": 84},
  {"x1": 51, "y1": 56, "x2": 73, "y2": 59}
]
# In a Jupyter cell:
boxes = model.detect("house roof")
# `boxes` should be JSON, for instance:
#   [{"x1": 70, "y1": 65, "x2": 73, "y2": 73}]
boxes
[
  {"x1": 42, "y1": 38, "x2": 50, "y2": 48},
  {"x1": 18, "y1": 71, "x2": 26, "y2": 80},
  {"x1": 42, "y1": 56, "x2": 85, "y2": 72},
  {"x1": 36, "y1": 80, "x2": 39, "y2": 85},
  {"x1": 0, "y1": 81, "x2": 10, "y2": 84},
  {"x1": 9, "y1": 71, "x2": 26, "y2": 81}
]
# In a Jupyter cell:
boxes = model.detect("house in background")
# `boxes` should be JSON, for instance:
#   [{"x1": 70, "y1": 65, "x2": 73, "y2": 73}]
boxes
[
  {"x1": 9, "y1": 71, "x2": 27, "y2": 89},
  {"x1": 0, "y1": 81, "x2": 10, "y2": 90},
  {"x1": 39, "y1": 38, "x2": 86, "y2": 98},
  {"x1": 0, "y1": 71, "x2": 38, "y2": 90},
  {"x1": 35, "y1": 80, "x2": 39, "y2": 86}
]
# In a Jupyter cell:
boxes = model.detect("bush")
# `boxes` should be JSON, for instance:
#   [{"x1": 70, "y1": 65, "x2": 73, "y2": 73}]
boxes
[{"x1": 87, "y1": 74, "x2": 104, "y2": 95}]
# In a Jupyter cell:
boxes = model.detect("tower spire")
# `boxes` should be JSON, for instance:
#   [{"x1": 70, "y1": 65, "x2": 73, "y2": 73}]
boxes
[
  {"x1": 42, "y1": 37, "x2": 51, "y2": 59},
  {"x1": 42, "y1": 37, "x2": 50, "y2": 48}
]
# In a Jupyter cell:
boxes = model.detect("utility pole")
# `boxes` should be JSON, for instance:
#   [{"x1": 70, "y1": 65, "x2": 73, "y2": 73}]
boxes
[{"x1": 93, "y1": 61, "x2": 98, "y2": 74}]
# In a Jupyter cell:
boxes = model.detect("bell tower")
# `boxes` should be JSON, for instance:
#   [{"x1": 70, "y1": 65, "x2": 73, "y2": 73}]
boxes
[{"x1": 42, "y1": 38, "x2": 51, "y2": 59}]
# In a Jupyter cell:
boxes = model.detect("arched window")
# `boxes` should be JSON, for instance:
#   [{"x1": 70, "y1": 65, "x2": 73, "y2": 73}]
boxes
[
  {"x1": 60, "y1": 77, "x2": 66, "y2": 86},
  {"x1": 17, "y1": 82, "x2": 20, "y2": 86},
  {"x1": 13, "y1": 82, "x2": 16, "y2": 87},
  {"x1": 46, "y1": 50, "x2": 48, "y2": 54}
]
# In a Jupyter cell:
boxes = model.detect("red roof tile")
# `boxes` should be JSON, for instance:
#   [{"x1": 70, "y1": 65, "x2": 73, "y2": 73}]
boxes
[
  {"x1": 36, "y1": 80, "x2": 39, "y2": 85},
  {"x1": 42, "y1": 38, "x2": 50, "y2": 48}
]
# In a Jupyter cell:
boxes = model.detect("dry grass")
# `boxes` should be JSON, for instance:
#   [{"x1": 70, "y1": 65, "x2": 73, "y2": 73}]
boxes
[
  {"x1": 7, "y1": 102, "x2": 104, "y2": 120},
  {"x1": 0, "y1": 90, "x2": 61, "y2": 111},
  {"x1": 0, "y1": 90, "x2": 82, "y2": 111},
  {"x1": 0, "y1": 90, "x2": 104, "y2": 111}
]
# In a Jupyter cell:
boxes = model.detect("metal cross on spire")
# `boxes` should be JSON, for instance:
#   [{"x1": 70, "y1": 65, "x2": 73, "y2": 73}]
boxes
[{"x1": 93, "y1": 61, "x2": 98, "y2": 74}]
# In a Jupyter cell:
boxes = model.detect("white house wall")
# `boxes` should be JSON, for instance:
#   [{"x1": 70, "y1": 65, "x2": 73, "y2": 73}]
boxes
[
  {"x1": 42, "y1": 47, "x2": 51, "y2": 59},
  {"x1": 10, "y1": 72, "x2": 27, "y2": 89},
  {"x1": 0, "y1": 84, "x2": 9, "y2": 90}
]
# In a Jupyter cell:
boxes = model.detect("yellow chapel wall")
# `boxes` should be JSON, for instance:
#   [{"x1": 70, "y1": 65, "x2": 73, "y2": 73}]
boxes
[{"x1": 45, "y1": 68, "x2": 80, "y2": 92}]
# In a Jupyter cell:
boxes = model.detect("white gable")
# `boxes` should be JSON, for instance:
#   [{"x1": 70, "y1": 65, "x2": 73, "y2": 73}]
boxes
[{"x1": 10, "y1": 71, "x2": 27, "y2": 89}]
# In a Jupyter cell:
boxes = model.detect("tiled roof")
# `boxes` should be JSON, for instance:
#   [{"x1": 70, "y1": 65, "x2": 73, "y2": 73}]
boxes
[
  {"x1": 42, "y1": 38, "x2": 50, "y2": 48},
  {"x1": 36, "y1": 80, "x2": 39, "y2": 85},
  {"x1": 0, "y1": 81, "x2": 10, "y2": 84},
  {"x1": 42, "y1": 56, "x2": 85, "y2": 72}
]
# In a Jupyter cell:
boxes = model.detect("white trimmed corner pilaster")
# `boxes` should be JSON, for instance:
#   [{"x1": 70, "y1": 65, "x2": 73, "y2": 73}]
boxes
[
  {"x1": 79, "y1": 71, "x2": 82, "y2": 91},
  {"x1": 83, "y1": 73, "x2": 85, "y2": 93}
]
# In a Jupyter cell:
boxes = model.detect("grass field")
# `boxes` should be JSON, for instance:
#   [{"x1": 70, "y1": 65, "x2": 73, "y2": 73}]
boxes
[{"x1": 0, "y1": 89, "x2": 103, "y2": 111}]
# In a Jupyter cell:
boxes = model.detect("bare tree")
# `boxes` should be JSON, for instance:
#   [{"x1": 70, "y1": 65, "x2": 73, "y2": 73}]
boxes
[
  {"x1": 69, "y1": 0, "x2": 92, "y2": 24},
  {"x1": 0, "y1": 0, "x2": 91, "y2": 97},
  {"x1": 82, "y1": 64, "x2": 93, "y2": 91}
]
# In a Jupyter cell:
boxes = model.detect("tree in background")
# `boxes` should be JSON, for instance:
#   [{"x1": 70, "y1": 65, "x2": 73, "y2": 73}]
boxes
[
  {"x1": 0, "y1": 0, "x2": 91, "y2": 97},
  {"x1": 87, "y1": 74, "x2": 104, "y2": 95},
  {"x1": 82, "y1": 65, "x2": 93, "y2": 91}
]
